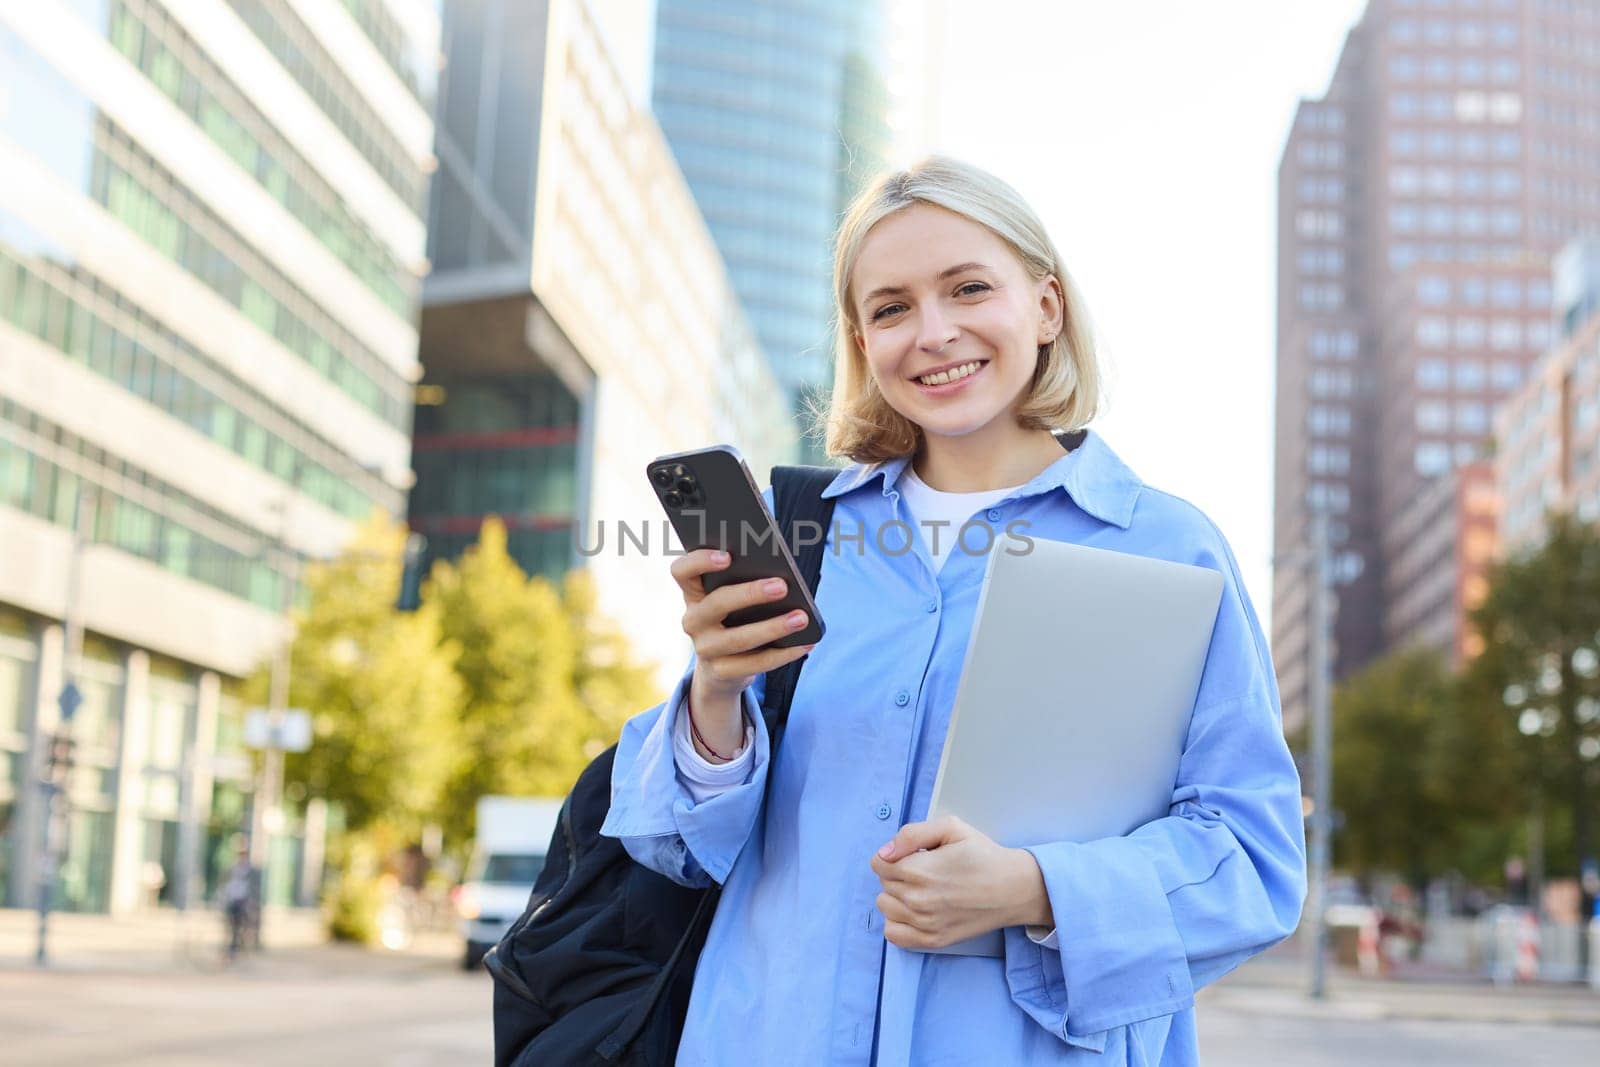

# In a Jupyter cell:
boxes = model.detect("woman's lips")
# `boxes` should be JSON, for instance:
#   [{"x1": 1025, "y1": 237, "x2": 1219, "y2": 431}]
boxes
[{"x1": 911, "y1": 360, "x2": 988, "y2": 395}]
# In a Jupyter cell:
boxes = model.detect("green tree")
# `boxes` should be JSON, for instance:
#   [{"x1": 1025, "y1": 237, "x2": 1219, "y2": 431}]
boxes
[
  {"x1": 1463, "y1": 513, "x2": 1600, "y2": 918},
  {"x1": 264, "y1": 516, "x2": 465, "y2": 840},
  {"x1": 1327, "y1": 645, "x2": 1522, "y2": 887},
  {"x1": 429, "y1": 519, "x2": 661, "y2": 849},
  {"x1": 1330, "y1": 647, "x2": 1451, "y2": 883}
]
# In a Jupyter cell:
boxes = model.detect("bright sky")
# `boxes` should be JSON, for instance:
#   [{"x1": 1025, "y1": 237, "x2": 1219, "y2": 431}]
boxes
[{"x1": 918, "y1": 0, "x2": 1370, "y2": 629}]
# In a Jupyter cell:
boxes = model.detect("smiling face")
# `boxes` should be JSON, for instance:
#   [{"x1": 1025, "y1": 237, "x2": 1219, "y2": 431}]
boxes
[{"x1": 850, "y1": 203, "x2": 1063, "y2": 446}]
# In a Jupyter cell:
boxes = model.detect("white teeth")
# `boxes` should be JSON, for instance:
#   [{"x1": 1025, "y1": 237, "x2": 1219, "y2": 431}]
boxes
[{"x1": 918, "y1": 361, "x2": 982, "y2": 386}]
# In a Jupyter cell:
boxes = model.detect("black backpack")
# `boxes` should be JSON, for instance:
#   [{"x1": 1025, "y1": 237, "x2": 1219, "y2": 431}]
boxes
[{"x1": 486, "y1": 465, "x2": 839, "y2": 1066}]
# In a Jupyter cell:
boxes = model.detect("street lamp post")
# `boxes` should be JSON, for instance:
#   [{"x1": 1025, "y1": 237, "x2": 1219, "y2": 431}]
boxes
[
  {"x1": 247, "y1": 495, "x2": 299, "y2": 924},
  {"x1": 1305, "y1": 511, "x2": 1335, "y2": 1000},
  {"x1": 35, "y1": 488, "x2": 95, "y2": 966}
]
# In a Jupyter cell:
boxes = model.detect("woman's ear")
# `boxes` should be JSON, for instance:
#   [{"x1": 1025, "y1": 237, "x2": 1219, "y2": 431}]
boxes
[{"x1": 1037, "y1": 276, "x2": 1065, "y2": 345}]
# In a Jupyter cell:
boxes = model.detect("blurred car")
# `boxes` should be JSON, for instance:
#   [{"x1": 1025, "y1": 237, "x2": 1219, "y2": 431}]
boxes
[{"x1": 455, "y1": 796, "x2": 563, "y2": 970}]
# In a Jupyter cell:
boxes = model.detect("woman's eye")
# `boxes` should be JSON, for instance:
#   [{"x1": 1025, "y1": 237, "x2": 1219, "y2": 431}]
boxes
[
  {"x1": 956, "y1": 281, "x2": 990, "y2": 297},
  {"x1": 871, "y1": 303, "x2": 906, "y2": 321}
]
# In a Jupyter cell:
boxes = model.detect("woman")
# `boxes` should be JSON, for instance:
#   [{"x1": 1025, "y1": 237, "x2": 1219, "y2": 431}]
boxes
[{"x1": 602, "y1": 157, "x2": 1306, "y2": 1065}]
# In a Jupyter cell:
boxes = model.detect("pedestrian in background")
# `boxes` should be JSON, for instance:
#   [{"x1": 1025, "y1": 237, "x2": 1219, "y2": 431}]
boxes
[
  {"x1": 219, "y1": 834, "x2": 258, "y2": 962},
  {"x1": 603, "y1": 157, "x2": 1307, "y2": 1064}
]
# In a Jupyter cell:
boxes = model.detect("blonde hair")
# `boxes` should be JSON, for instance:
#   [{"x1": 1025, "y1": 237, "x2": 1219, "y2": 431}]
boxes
[{"x1": 815, "y1": 156, "x2": 1101, "y2": 463}]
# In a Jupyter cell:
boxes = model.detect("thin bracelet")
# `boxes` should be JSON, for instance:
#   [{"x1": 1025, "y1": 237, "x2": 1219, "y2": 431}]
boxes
[{"x1": 686, "y1": 689, "x2": 739, "y2": 762}]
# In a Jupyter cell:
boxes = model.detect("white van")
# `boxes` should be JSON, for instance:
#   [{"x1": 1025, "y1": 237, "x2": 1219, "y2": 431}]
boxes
[{"x1": 455, "y1": 795, "x2": 563, "y2": 969}]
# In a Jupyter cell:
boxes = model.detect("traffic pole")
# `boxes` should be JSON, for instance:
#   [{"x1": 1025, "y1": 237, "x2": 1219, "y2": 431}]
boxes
[
  {"x1": 1305, "y1": 511, "x2": 1334, "y2": 999},
  {"x1": 35, "y1": 488, "x2": 94, "y2": 966}
]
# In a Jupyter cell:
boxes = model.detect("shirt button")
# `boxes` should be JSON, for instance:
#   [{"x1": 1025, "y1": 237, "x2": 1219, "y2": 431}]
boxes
[
  {"x1": 924, "y1": 599, "x2": 938, "y2": 613},
  {"x1": 986, "y1": 508, "x2": 1002, "y2": 523},
  {"x1": 876, "y1": 804, "x2": 892, "y2": 820},
  {"x1": 893, "y1": 690, "x2": 910, "y2": 706}
]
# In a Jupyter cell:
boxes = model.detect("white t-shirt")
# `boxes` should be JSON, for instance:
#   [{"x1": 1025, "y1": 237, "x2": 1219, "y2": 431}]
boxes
[{"x1": 896, "y1": 467, "x2": 1022, "y2": 575}]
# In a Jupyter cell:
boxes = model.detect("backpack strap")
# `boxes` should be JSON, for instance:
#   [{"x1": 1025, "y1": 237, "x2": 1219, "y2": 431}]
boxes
[{"x1": 760, "y1": 465, "x2": 839, "y2": 729}]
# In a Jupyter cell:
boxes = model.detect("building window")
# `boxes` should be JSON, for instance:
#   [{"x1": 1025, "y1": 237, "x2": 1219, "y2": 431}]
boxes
[
  {"x1": 1417, "y1": 275, "x2": 1451, "y2": 304},
  {"x1": 1489, "y1": 319, "x2": 1523, "y2": 349},
  {"x1": 1415, "y1": 441, "x2": 1452, "y2": 475},
  {"x1": 1306, "y1": 482, "x2": 1351, "y2": 512},
  {"x1": 1490, "y1": 208, "x2": 1522, "y2": 235},
  {"x1": 1392, "y1": 205, "x2": 1421, "y2": 233},
  {"x1": 1310, "y1": 367, "x2": 1354, "y2": 396},
  {"x1": 1454, "y1": 317, "x2": 1487, "y2": 348},
  {"x1": 1456, "y1": 402, "x2": 1489, "y2": 433},
  {"x1": 1489, "y1": 279, "x2": 1523, "y2": 308},
  {"x1": 1492, "y1": 132, "x2": 1521, "y2": 158},
  {"x1": 1309, "y1": 406, "x2": 1351, "y2": 435},
  {"x1": 1296, "y1": 211, "x2": 1344, "y2": 239},
  {"x1": 1389, "y1": 166, "x2": 1422, "y2": 196},
  {"x1": 1455, "y1": 360, "x2": 1488, "y2": 390},
  {"x1": 1416, "y1": 400, "x2": 1450, "y2": 432},
  {"x1": 1491, "y1": 360, "x2": 1523, "y2": 390},
  {"x1": 1391, "y1": 129, "x2": 1421, "y2": 157},
  {"x1": 1309, "y1": 445, "x2": 1351, "y2": 475},
  {"x1": 1416, "y1": 319, "x2": 1451, "y2": 349},
  {"x1": 1416, "y1": 358, "x2": 1451, "y2": 389}
]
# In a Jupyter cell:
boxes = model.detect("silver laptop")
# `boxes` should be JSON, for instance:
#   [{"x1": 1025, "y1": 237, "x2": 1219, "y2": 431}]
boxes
[{"x1": 924, "y1": 534, "x2": 1225, "y2": 957}]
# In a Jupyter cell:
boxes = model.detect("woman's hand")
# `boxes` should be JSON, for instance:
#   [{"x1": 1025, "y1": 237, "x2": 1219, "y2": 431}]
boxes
[
  {"x1": 672, "y1": 548, "x2": 815, "y2": 759},
  {"x1": 869, "y1": 815, "x2": 1053, "y2": 950}
]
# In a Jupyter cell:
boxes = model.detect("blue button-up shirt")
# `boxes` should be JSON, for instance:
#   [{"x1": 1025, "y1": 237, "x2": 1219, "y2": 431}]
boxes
[{"x1": 602, "y1": 430, "x2": 1306, "y2": 1065}]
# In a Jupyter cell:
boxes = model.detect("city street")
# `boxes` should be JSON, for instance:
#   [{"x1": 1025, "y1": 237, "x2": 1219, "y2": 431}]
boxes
[
  {"x1": 0, "y1": 942, "x2": 492, "y2": 1066},
  {"x1": 3, "y1": 917, "x2": 1598, "y2": 1065}
]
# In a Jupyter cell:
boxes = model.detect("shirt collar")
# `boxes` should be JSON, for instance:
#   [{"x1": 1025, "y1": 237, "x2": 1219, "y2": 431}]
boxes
[{"x1": 818, "y1": 428, "x2": 1142, "y2": 529}]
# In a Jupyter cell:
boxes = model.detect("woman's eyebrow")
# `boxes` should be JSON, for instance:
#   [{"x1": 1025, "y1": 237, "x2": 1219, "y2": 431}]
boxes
[{"x1": 859, "y1": 262, "x2": 994, "y2": 305}]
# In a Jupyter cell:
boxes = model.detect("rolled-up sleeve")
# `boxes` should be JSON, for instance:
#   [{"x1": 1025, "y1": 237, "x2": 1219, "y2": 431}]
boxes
[
  {"x1": 1002, "y1": 530, "x2": 1308, "y2": 1043},
  {"x1": 600, "y1": 662, "x2": 772, "y2": 887}
]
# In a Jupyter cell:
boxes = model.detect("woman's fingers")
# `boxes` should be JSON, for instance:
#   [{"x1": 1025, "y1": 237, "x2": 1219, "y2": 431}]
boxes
[
  {"x1": 698, "y1": 640, "x2": 815, "y2": 687},
  {"x1": 684, "y1": 574, "x2": 790, "y2": 635},
  {"x1": 693, "y1": 606, "x2": 811, "y2": 660},
  {"x1": 669, "y1": 548, "x2": 731, "y2": 603},
  {"x1": 876, "y1": 891, "x2": 914, "y2": 927}
]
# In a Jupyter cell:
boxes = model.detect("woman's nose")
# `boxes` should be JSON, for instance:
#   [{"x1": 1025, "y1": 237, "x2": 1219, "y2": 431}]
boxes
[{"x1": 915, "y1": 306, "x2": 959, "y2": 352}]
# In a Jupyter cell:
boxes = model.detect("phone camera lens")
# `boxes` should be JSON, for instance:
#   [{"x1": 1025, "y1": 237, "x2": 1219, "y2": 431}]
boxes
[
  {"x1": 664, "y1": 491, "x2": 684, "y2": 508},
  {"x1": 651, "y1": 468, "x2": 673, "y2": 488},
  {"x1": 675, "y1": 477, "x2": 696, "y2": 494}
]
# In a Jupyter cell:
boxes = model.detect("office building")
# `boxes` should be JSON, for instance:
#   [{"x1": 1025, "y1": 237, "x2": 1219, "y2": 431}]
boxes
[
  {"x1": 1273, "y1": 0, "x2": 1600, "y2": 730},
  {"x1": 1498, "y1": 238, "x2": 1600, "y2": 554},
  {"x1": 0, "y1": 0, "x2": 437, "y2": 912},
  {"x1": 416, "y1": 0, "x2": 796, "y2": 689}
]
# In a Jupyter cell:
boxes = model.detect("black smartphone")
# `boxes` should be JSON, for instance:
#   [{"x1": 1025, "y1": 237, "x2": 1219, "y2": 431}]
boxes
[{"x1": 646, "y1": 445, "x2": 826, "y2": 649}]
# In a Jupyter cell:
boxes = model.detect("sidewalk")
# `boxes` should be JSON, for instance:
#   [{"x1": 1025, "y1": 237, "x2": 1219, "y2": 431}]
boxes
[
  {"x1": 0, "y1": 905, "x2": 326, "y2": 973},
  {"x1": 1206, "y1": 948, "x2": 1600, "y2": 1028}
]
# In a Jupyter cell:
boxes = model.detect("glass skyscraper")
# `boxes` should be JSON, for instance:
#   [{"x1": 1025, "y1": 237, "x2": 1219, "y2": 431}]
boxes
[{"x1": 651, "y1": 0, "x2": 891, "y2": 455}]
